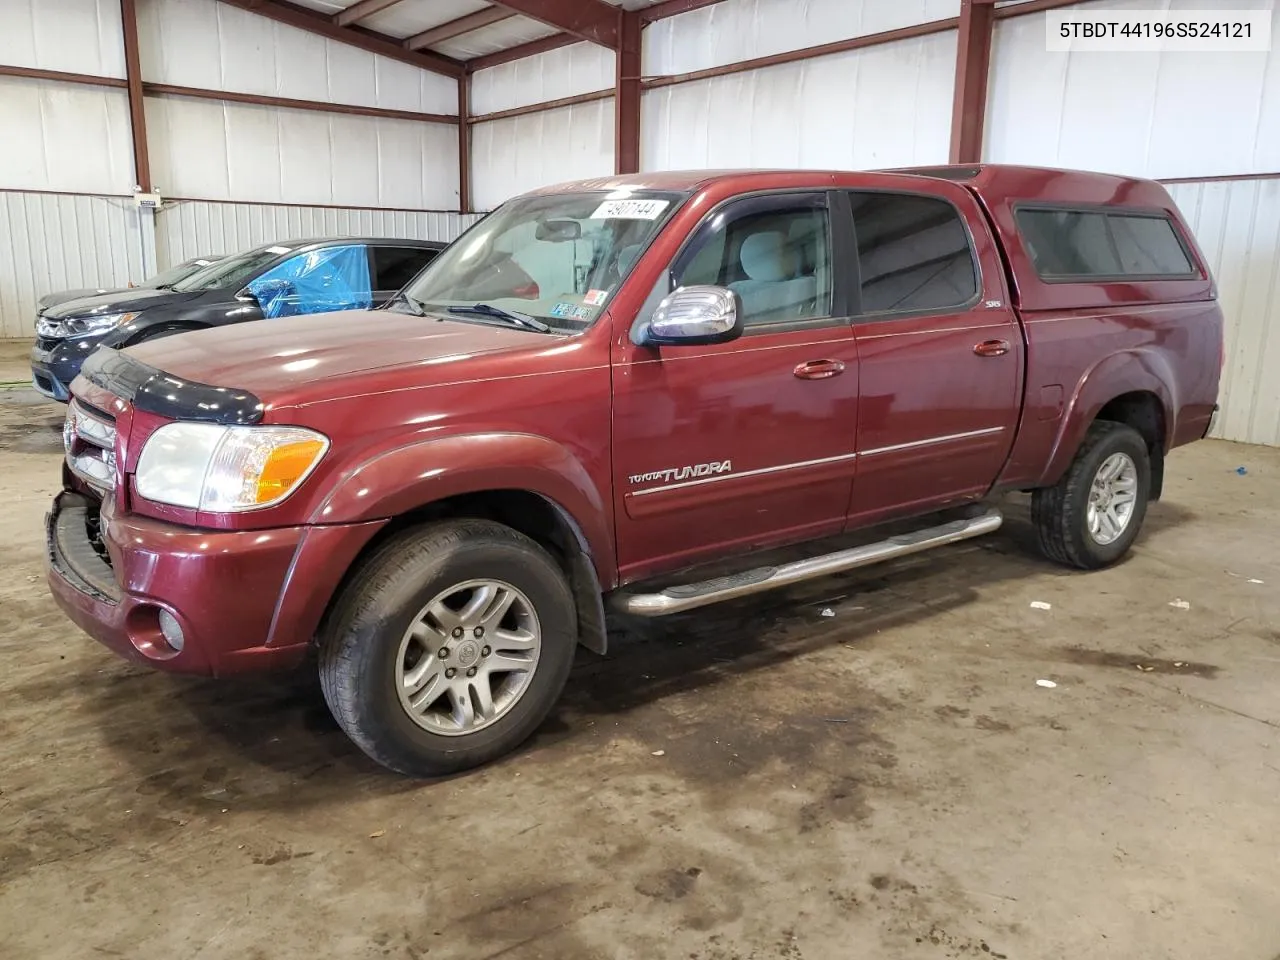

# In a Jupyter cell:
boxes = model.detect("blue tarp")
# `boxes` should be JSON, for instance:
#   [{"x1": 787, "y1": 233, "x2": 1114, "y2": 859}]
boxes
[{"x1": 247, "y1": 245, "x2": 373, "y2": 319}]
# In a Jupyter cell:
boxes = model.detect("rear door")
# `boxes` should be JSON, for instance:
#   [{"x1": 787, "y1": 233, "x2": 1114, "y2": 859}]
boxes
[
  {"x1": 370, "y1": 245, "x2": 439, "y2": 304},
  {"x1": 610, "y1": 190, "x2": 861, "y2": 583},
  {"x1": 844, "y1": 179, "x2": 1021, "y2": 527}
]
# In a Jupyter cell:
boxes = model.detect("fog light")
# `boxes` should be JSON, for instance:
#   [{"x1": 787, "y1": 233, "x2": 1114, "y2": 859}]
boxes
[{"x1": 158, "y1": 610, "x2": 185, "y2": 652}]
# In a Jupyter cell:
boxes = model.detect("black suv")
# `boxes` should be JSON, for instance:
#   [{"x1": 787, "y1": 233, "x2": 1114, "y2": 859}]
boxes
[
  {"x1": 31, "y1": 237, "x2": 444, "y2": 401},
  {"x1": 35, "y1": 256, "x2": 222, "y2": 313}
]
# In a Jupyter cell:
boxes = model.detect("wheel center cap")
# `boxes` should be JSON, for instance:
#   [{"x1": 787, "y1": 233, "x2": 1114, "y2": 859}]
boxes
[{"x1": 456, "y1": 640, "x2": 480, "y2": 668}]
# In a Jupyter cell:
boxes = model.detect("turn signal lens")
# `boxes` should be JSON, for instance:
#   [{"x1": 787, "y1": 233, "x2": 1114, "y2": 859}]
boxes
[{"x1": 255, "y1": 438, "x2": 329, "y2": 503}]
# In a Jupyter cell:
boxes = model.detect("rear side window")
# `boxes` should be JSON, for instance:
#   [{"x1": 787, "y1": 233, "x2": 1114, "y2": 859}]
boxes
[
  {"x1": 1110, "y1": 215, "x2": 1194, "y2": 275},
  {"x1": 1015, "y1": 208, "x2": 1195, "y2": 279},
  {"x1": 849, "y1": 191, "x2": 978, "y2": 315},
  {"x1": 372, "y1": 246, "x2": 437, "y2": 291}
]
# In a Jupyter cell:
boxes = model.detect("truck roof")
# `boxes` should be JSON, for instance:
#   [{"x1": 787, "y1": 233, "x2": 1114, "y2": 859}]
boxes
[{"x1": 525, "y1": 164, "x2": 1173, "y2": 210}]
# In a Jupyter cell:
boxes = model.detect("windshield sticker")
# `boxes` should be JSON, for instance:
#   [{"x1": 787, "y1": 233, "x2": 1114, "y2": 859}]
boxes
[
  {"x1": 570, "y1": 305, "x2": 592, "y2": 320},
  {"x1": 584, "y1": 289, "x2": 608, "y2": 306},
  {"x1": 590, "y1": 199, "x2": 670, "y2": 221},
  {"x1": 549, "y1": 302, "x2": 577, "y2": 318}
]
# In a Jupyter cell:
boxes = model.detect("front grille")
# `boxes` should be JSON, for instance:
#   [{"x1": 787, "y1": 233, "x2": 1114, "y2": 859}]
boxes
[{"x1": 64, "y1": 400, "x2": 119, "y2": 495}]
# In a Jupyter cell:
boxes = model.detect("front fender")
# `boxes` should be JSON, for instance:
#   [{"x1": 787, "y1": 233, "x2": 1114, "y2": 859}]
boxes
[
  {"x1": 1041, "y1": 348, "x2": 1177, "y2": 486},
  {"x1": 310, "y1": 432, "x2": 614, "y2": 583}
]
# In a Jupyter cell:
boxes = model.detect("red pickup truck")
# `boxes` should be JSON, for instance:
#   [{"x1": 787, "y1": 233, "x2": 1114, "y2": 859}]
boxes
[{"x1": 47, "y1": 165, "x2": 1222, "y2": 777}]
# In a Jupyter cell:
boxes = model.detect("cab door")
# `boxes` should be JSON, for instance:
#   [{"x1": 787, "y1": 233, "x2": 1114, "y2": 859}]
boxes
[
  {"x1": 844, "y1": 180, "x2": 1021, "y2": 527},
  {"x1": 610, "y1": 191, "x2": 861, "y2": 584}
]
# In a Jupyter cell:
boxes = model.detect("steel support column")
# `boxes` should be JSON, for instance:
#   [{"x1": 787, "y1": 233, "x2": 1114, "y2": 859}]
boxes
[
  {"x1": 615, "y1": 9, "x2": 642, "y2": 174},
  {"x1": 949, "y1": 0, "x2": 995, "y2": 165},
  {"x1": 458, "y1": 75, "x2": 471, "y2": 213},
  {"x1": 119, "y1": 0, "x2": 151, "y2": 192}
]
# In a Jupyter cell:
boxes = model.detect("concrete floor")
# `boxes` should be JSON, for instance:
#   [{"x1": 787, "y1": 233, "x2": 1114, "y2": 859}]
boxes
[{"x1": 1, "y1": 342, "x2": 1279, "y2": 960}]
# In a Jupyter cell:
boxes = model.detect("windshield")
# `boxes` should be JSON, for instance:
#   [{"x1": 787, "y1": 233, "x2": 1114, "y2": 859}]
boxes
[
  {"x1": 172, "y1": 246, "x2": 293, "y2": 292},
  {"x1": 144, "y1": 257, "x2": 219, "y2": 289},
  {"x1": 402, "y1": 191, "x2": 685, "y2": 329}
]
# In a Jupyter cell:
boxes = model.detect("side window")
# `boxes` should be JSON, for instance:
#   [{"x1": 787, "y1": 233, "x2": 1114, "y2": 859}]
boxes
[
  {"x1": 1015, "y1": 209, "x2": 1119, "y2": 277},
  {"x1": 1014, "y1": 208, "x2": 1196, "y2": 279},
  {"x1": 372, "y1": 246, "x2": 436, "y2": 291},
  {"x1": 247, "y1": 245, "x2": 373, "y2": 319},
  {"x1": 1109, "y1": 215, "x2": 1194, "y2": 276},
  {"x1": 674, "y1": 200, "x2": 832, "y2": 327},
  {"x1": 849, "y1": 191, "x2": 978, "y2": 315}
]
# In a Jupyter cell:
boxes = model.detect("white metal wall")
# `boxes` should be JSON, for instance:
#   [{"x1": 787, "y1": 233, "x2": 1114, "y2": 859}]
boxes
[
  {"x1": 153, "y1": 200, "x2": 480, "y2": 268},
  {"x1": 1167, "y1": 178, "x2": 1280, "y2": 447},
  {"x1": 137, "y1": 0, "x2": 457, "y2": 115},
  {"x1": 986, "y1": 0, "x2": 1280, "y2": 179},
  {"x1": 640, "y1": 0, "x2": 958, "y2": 172},
  {"x1": 138, "y1": 0, "x2": 460, "y2": 210},
  {"x1": 468, "y1": 42, "x2": 617, "y2": 211},
  {"x1": 145, "y1": 94, "x2": 460, "y2": 209},
  {"x1": 0, "y1": 0, "x2": 126, "y2": 78},
  {"x1": 0, "y1": 191, "x2": 153, "y2": 339},
  {"x1": 642, "y1": 32, "x2": 957, "y2": 171},
  {"x1": 471, "y1": 98, "x2": 616, "y2": 212},
  {"x1": 471, "y1": 42, "x2": 615, "y2": 116}
]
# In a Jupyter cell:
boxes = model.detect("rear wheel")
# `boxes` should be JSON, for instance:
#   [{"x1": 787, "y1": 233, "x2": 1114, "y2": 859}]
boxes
[
  {"x1": 1032, "y1": 421, "x2": 1150, "y2": 569},
  {"x1": 319, "y1": 520, "x2": 577, "y2": 777}
]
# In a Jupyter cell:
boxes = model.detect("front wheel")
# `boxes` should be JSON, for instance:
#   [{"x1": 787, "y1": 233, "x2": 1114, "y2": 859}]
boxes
[
  {"x1": 1031, "y1": 421, "x2": 1151, "y2": 569},
  {"x1": 319, "y1": 520, "x2": 577, "y2": 777}
]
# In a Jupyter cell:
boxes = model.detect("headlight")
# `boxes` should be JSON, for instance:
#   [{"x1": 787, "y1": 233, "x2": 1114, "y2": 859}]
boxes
[
  {"x1": 50, "y1": 312, "x2": 140, "y2": 339},
  {"x1": 135, "y1": 422, "x2": 329, "y2": 511}
]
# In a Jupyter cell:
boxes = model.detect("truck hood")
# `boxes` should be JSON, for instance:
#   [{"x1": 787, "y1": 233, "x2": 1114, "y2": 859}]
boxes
[
  {"x1": 122, "y1": 308, "x2": 551, "y2": 404},
  {"x1": 42, "y1": 286, "x2": 201, "y2": 320}
]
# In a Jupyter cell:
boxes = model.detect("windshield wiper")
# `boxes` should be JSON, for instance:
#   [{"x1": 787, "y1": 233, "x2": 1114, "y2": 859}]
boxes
[
  {"x1": 385, "y1": 290, "x2": 428, "y2": 316},
  {"x1": 447, "y1": 303, "x2": 551, "y2": 333}
]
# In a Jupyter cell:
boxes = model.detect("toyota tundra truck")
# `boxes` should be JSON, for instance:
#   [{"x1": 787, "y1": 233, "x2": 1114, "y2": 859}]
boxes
[{"x1": 46, "y1": 165, "x2": 1223, "y2": 777}]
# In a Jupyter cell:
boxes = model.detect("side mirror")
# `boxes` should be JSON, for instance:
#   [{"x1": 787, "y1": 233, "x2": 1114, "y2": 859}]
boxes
[{"x1": 640, "y1": 285, "x2": 742, "y2": 346}]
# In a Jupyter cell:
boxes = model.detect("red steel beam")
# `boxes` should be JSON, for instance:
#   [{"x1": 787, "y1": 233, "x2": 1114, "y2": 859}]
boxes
[
  {"x1": 458, "y1": 76, "x2": 471, "y2": 212},
  {"x1": 0, "y1": 63, "x2": 127, "y2": 88},
  {"x1": 994, "y1": 0, "x2": 1086, "y2": 19},
  {"x1": 144, "y1": 82, "x2": 457, "y2": 124},
  {"x1": 488, "y1": 0, "x2": 619, "y2": 48},
  {"x1": 642, "y1": 17, "x2": 959, "y2": 89},
  {"x1": 215, "y1": 0, "x2": 463, "y2": 76},
  {"x1": 468, "y1": 87, "x2": 612, "y2": 124},
  {"x1": 119, "y1": 0, "x2": 152, "y2": 192},
  {"x1": 334, "y1": 0, "x2": 404, "y2": 27},
  {"x1": 615, "y1": 8, "x2": 641, "y2": 174},
  {"x1": 641, "y1": 0, "x2": 730, "y2": 22},
  {"x1": 407, "y1": 7, "x2": 515, "y2": 50},
  {"x1": 949, "y1": 0, "x2": 995, "y2": 164},
  {"x1": 465, "y1": 32, "x2": 577, "y2": 71}
]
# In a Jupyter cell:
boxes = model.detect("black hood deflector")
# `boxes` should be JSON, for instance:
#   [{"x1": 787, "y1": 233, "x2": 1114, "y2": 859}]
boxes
[{"x1": 80, "y1": 347, "x2": 265, "y2": 425}]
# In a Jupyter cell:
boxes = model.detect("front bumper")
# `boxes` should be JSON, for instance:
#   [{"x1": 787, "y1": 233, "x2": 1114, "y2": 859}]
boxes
[
  {"x1": 31, "y1": 338, "x2": 104, "y2": 403},
  {"x1": 46, "y1": 491, "x2": 383, "y2": 677}
]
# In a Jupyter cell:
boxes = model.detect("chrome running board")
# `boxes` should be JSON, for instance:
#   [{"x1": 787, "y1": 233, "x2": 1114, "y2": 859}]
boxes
[{"x1": 613, "y1": 507, "x2": 1003, "y2": 617}]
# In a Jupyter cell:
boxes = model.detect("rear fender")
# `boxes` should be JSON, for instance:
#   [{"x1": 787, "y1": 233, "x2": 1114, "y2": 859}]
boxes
[
  {"x1": 1041, "y1": 349, "x2": 1176, "y2": 486},
  {"x1": 311, "y1": 432, "x2": 615, "y2": 586}
]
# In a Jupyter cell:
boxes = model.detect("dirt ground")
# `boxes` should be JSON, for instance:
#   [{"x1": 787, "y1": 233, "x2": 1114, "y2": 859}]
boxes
[{"x1": 1, "y1": 341, "x2": 1278, "y2": 960}]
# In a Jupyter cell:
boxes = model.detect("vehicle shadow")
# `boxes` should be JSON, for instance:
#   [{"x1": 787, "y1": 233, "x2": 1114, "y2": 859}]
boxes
[{"x1": 73, "y1": 496, "x2": 1194, "y2": 808}]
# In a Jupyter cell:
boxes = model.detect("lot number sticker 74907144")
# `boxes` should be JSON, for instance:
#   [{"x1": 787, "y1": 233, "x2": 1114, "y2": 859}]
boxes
[{"x1": 590, "y1": 199, "x2": 670, "y2": 220}]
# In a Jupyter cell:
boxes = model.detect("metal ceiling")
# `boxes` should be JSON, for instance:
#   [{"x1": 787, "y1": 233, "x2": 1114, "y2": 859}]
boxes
[{"x1": 266, "y1": 0, "x2": 689, "y2": 71}]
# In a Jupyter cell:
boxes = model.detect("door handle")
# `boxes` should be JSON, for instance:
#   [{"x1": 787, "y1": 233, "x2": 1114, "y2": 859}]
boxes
[
  {"x1": 973, "y1": 339, "x2": 1011, "y2": 358},
  {"x1": 793, "y1": 359, "x2": 846, "y2": 380}
]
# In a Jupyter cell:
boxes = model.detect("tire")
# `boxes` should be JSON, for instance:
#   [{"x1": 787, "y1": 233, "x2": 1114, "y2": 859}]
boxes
[
  {"x1": 1031, "y1": 421, "x2": 1151, "y2": 570},
  {"x1": 319, "y1": 519, "x2": 577, "y2": 777}
]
